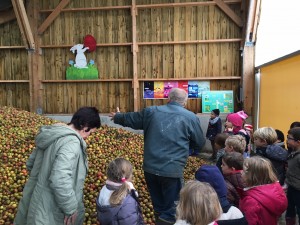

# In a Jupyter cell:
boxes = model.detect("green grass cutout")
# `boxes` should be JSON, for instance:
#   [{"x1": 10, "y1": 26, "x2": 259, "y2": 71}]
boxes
[{"x1": 66, "y1": 65, "x2": 99, "y2": 80}]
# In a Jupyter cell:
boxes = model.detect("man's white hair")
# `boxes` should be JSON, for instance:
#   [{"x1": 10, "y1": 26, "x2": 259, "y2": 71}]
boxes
[{"x1": 168, "y1": 88, "x2": 188, "y2": 106}]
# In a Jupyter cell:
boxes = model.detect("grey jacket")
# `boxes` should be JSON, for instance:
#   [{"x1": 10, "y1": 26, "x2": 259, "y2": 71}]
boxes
[
  {"x1": 286, "y1": 150, "x2": 300, "y2": 190},
  {"x1": 14, "y1": 125, "x2": 88, "y2": 225},
  {"x1": 114, "y1": 102, "x2": 205, "y2": 178}
]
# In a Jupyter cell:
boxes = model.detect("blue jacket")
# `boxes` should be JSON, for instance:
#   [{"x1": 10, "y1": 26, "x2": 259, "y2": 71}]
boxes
[
  {"x1": 96, "y1": 189, "x2": 145, "y2": 225},
  {"x1": 114, "y1": 102, "x2": 205, "y2": 178}
]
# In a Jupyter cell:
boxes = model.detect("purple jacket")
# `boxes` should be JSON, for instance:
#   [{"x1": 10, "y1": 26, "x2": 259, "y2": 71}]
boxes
[{"x1": 96, "y1": 190, "x2": 145, "y2": 225}]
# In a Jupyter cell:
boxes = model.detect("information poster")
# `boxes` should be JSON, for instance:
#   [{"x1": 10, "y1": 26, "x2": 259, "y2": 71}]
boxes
[
  {"x1": 164, "y1": 81, "x2": 178, "y2": 98},
  {"x1": 202, "y1": 91, "x2": 234, "y2": 113},
  {"x1": 144, "y1": 81, "x2": 154, "y2": 98},
  {"x1": 188, "y1": 81, "x2": 210, "y2": 98},
  {"x1": 154, "y1": 82, "x2": 164, "y2": 98},
  {"x1": 143, "y1": 81, "x2": 210, "y2": 99}
]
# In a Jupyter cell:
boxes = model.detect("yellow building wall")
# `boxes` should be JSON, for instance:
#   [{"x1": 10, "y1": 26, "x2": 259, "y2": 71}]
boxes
[{"x1": 259, "y1": 53, "x2": 300, "y2": 137}]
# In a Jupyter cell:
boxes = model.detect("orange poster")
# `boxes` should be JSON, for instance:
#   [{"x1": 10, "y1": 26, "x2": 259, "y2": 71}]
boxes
[{"x1": 154, "y1": 82, "x2": 164, "y2": 99}]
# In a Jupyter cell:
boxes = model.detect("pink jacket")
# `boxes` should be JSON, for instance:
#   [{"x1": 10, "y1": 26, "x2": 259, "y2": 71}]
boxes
[{"x1": 239, "y1": 182, "x2": 287, "y2": 225}]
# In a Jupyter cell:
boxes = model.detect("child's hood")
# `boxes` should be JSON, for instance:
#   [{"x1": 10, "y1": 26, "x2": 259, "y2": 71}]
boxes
[
  {"x1": 266, "y1": 144, "x2": 288, "y2": 161},
  {"x1": 244, "y1": 182, "x2": 287, "y2": 216}
]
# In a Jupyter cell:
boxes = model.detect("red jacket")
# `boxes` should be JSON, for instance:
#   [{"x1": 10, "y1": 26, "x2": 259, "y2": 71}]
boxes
[{"x1": 239, "y1": 182, "x2": 287, "y2": 225}]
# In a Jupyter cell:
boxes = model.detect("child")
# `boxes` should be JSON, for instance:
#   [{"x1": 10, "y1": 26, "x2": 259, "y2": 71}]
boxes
[
  {"x1": 275, "y1": 129, "x2": 286, "y2": 149},
  {"x1": 214, "y1": 133, "x2": 230, "y2": 162},
  {"x1": 174, "y1": 180, "x2": 221, "y2": 225},
  {"x1": 240, "y1": 156, "x2": 287, "y2": 225},
  {"x1": 96, "y1": 158, "x2": 145, "y2": 225},
  {"x1": 253, "y1": 127, "x2": 288, "y2": 185},
  {"x1": 206, "y1": 109, "x2": 222, "y2": 160},
  {"x1": 285, "y1": 127, "x2": 300, "y2": 225},
  {"x1": 288, "y1": 122, "x2": 300, "y2": 154},
  {"x1": 224, "y1": 110, "x2": 248, "y2": 135},
  {"x1": 224, "y1": 111, "x2": 251, "y2": 157},
  {"x1": 195, "y1": 165, "x2": 248, "y2": 225},
  {"x1": 221, "y1": 152, "x2": 246, "y2": 207},
  {"x1": 216, "y1": 135, "x2": 246, "y2": 173}
]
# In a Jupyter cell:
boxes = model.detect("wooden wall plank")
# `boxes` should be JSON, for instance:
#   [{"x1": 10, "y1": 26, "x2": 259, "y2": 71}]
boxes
[
  {"x1": 173, "y1": 2, "x2": 180, "y2": 79},
  {"x1": 185, "y1": 6, "x2": 192, "y2": 78}
]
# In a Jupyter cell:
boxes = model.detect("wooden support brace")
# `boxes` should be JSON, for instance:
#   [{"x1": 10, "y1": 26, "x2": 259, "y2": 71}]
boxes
[
  {"x1": 213, "y1": 0, "x2": 243, "y2": 27},
  {"x1": 37, "y1": 0, "x2": 70, "y2": 34},
  {"x1": 11, "y1": 0, "x2": 35, "y2": 49}
]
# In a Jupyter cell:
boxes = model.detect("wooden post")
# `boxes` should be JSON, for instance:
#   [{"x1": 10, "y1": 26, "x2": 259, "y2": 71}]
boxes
[
  {"x1": 242, "y1": 0, "x2": 259, "y2": 116},
  {"x1": 243, "y1": 46, "x2": 254, "y2": 116},
  {"x1": 131, "y1": 0, "x2": 139, "y2": 111},
  {"x1": 27, "y1": 0, "x2": 43, "y2": 113}
]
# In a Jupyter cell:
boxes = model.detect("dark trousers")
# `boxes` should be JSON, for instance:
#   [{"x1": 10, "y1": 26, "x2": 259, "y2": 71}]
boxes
[
  {"x1": 210, "y1": 140, "x2": 216, "y2": 157},
  {"x1": 286, "y1": 185, "x2": 300, "y2": 223},
  {"x1": 144, "y1": 171, "x2": 183, "y2": 223}
]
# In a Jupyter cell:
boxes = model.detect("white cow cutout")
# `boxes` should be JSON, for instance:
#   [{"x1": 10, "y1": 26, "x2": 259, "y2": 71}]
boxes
[{"x1": 70, "y1": 44, "x2": 89, "y2": 68}]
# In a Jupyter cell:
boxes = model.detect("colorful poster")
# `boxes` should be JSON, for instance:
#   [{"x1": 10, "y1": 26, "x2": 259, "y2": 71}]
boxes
[
  {"x1": 154, "y1": 82, "x2": 164, "y2": 99},
  {"x1": 197, "y1": 81, "x2": 210, "y2": 98},
  {"x1": 188, "y1": 81, "x2": 199, "y2": 98},
  {"x1": 164, "y1": 81, "x2": 178, "y2": 98},
  {"x1": 178, "y1": 81, "x2": 188, "y2": 93},
  {"x1": 202, "y1": 91, "x2": 234, "y2": 113},
  {"x1": 144, "y1": 81, "x2": 154, "y2": 99},
  {"x1": 143, "y1": 81, "x2": 210, "y2": 99}
]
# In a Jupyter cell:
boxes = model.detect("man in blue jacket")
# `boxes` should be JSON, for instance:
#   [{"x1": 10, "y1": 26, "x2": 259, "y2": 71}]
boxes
[{"x1": 111, "y1": 88, "x2": 205, "y2": 225}]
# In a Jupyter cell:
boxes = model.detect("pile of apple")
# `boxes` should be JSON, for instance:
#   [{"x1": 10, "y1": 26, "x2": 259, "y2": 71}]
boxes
[{"x1": 0, "y1": 107, "x2": 207, "y2": 225}]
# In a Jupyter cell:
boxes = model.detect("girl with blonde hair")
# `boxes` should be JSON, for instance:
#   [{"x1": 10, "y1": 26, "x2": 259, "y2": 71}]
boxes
[
  {"x1": 175, "y1": 180, "x2": 221, "y2": 225},
  {"x1": 96, "y1": 158, "x2": 145, "y2": 225},
  {"x1": 240, "y1": 156, "x2": 287, "y2": 225}
]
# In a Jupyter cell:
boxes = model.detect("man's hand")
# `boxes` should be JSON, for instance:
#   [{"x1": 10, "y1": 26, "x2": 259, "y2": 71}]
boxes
[
  {"x1": 109, "y1": 107, "x2": 120, "y2": 121},
  {"x1": 64, "y1": 211, "x2": 78, "y2": 225}
]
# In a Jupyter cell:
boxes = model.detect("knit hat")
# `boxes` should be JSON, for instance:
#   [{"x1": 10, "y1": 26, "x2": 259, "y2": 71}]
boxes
[
  {"x1": 212, "y1": 109, "x2": 220, "y2": 116},
  {"x1": 195, "y1": 165, "x2": 230, "y2": 210},
  {"x1": 226, "y1": 113, "x2": 244, "y2": 128}
]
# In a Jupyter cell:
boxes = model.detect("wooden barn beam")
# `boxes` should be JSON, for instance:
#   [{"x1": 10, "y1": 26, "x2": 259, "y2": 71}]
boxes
[
  {"x1": 245, "y1": 0, "x2": 257, "y2": 43},
  {"x1": 251, "y1": 0, "x2": 262, "y2": 43},
  {"x1": 37, "y1": 0, "x2": 70, "y2": 34},
  {"x1": 213, "y1": 0, "x2": 243, "y2": 27},
  {"x1": 131, "y1": 0, "x2": 139, "y2": 112},
  {"x1": 242, "y1": 0, "x2": 261, "y2": 115},
  {"x1": 39, "y1": 0, "x2": 241, "y2": 13},
  {"x1": 11, "y1": 0, "x2": 35, "y2": 49},
  {"x1": 26, "y1": 0, "x2": 43, "y2": 113},
  {"x1": 243, "y1": 46, "x2": 254, "y2": 115},
  {"x1": 0, "y1": 8, "x2": 16, "y2": 25}
]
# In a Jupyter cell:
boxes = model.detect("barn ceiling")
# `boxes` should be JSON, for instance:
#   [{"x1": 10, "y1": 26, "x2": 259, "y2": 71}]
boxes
[
  {"x1": 0, "y1": 0, "x2": 12, "y2": 10},
  {"x1": 0, "y1": 0, "x2": 261, "y2": 50}
]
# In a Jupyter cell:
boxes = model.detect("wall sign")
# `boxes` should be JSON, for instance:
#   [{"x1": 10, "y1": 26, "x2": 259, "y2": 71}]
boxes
[{"x1": 202, "y1": 90, "x2": 234, "y2": 113}]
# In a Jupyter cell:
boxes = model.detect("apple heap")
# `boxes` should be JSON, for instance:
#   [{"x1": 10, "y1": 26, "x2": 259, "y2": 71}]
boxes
[{"x1": 0, "y1": 107, "x2": 207, "y2": 225}]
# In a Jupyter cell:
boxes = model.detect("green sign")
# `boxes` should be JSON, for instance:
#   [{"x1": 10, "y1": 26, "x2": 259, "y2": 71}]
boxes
[{"x1": 202, "y1": 91, "x2": 234, "y2": 113}]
